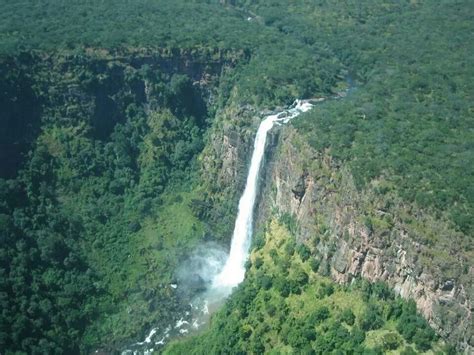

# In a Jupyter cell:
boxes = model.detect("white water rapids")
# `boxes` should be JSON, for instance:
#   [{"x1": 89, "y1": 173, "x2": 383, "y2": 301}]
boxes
[{"x1": 212, "y1": 99, "x2": 313, "y2": 291}]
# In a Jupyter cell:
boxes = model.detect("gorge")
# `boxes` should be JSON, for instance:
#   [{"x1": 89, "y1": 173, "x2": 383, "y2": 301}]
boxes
[
  {"x1": 124, "y1": 100, "x2": 315, "y2": 354},
  {"x1": 0, "y1": 1, "x2": 472, "y2": 354}
]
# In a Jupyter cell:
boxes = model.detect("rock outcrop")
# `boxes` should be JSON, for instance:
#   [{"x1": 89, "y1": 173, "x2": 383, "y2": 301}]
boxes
[
  {"x1": 199, "y1": 101, "x2": 261, "y2": 239},
  {"x1": 256, "y1": 127, "x2": 473, "y2": 352}
]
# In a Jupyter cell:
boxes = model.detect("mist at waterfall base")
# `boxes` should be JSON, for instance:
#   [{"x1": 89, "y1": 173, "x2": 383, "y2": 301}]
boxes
[
  {"x1": 176, "y1": 100, "x2": 313, "y2": 303},
  {"x1": 123, "y1": 100, "x2": 313, "y2": 354},
  {"x1": 175, "y1": 242, "x2": 228, "y2": 306}
]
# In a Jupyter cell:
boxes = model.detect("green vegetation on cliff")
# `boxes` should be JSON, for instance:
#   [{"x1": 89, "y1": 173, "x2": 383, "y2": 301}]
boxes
[
  {"x1": 0, "y1": 52, "x2": 214, "y2": 352},
  {"x1": 165, "y1": 219, "x2": 449, "y2": 354},
  {"x1": 0, "y1": 0, "x2": 472, "y2": 353}
]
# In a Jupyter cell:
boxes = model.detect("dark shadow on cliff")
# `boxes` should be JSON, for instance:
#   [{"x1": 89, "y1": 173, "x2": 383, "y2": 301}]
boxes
[{"x1": 0, "y1": 55, "x2": 43, "y2": 179}]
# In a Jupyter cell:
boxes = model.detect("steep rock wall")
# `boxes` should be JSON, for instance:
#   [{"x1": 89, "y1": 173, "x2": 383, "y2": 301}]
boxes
[
  {"x1": 0, "y1": 48, "x2": 241, "y2": 178},
  {"x1": 256, "y1": 127, "x2": 473, "y2": 352},
  {"x1": 200, "y1": 100, "x2": 261, "y2": 239}
]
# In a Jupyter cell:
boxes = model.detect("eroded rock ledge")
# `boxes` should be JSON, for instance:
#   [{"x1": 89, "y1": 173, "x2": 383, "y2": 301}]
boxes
[{"x1": 257, "y1": 127, "x2": 473, "y2": 352}]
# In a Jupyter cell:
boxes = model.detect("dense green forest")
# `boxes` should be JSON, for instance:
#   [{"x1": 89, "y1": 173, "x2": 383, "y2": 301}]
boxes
[
  {"x1": 0, "y1": 0, "x2": 472, "y2": 353},
  {"x1": 0, "y1": 0, "x2": 342, "y2": 106},
  {"x1": 165, "y1": 219, "x2": 451, "y2": 354},
  {"x1": 0, "y1": 53, "x2": 215, "y2": 352},
  {"x1": 0, "y1": 1, "x2": 344, "y2": 352},
  {"x1": 231, "y1": 0, "x2": 474, "y2": 236}
]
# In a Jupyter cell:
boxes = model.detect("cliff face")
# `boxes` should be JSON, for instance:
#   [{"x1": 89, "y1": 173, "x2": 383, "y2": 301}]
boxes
[
  {"x1": 0, "y1": 48, "x2": 242, "y2": 178},
  {"x1": 199, "y1": 98, "x2": 265, "y2": 239},
  {"x1": 255, "y1": 127, "x2": 472, "y2": 352}
]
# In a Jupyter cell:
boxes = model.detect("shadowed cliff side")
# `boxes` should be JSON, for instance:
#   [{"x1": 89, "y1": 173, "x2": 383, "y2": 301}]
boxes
[{"x1": 0, "y1": 48, "x2": 244, "y2": 353}]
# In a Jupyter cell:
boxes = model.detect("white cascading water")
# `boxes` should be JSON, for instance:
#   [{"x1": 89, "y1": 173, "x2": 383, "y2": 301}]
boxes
[
  {"x1": 123, "y1": 100, "x2": 314, "y2": 354},
  {"x1": 212, "y1": 99, "x2": 313, "y2": 291}
]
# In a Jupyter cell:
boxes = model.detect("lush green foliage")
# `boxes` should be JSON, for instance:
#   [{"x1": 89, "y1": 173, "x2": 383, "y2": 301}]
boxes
[
  {"x1": 0, "y1": 0, "x2": 342, "y2": 107},
  {"x1": 0, "y1": 178, "x2": 98, "y2": 353},
  {"x1": 0, "y1": 0, "x2": 471, "y2": 352},
  {"x1": 0, "y1": 53, "x2": 211, "y2": 353},
  {"x1": 165, "y1": 220, "x2": 445, "y2": 354},
  {"x1": 240, "y1": 0, "x2": 474, "y2": 235},
  {"x1": 0, "y1": 0, "x2": 344, "y2": 350}
]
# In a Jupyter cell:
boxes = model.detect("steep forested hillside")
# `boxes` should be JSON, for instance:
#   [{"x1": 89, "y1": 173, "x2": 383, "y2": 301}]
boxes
[
  {"x1": 0, "y1": 2, "x2": 343, "y2": 352},
  {"x1": 0, "y1": 50, "x2": 219, "y2": 352},
  {"x1": 0, "y1": 0, "x2": 472, "y2": 354},
  {"x1": 165, "y1": 219, "x2": 449, "y2": 354}
]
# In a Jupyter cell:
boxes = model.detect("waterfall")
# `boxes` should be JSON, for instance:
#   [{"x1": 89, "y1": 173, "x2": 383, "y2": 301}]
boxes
[
  {"x1": 212, "y1": 100, "x2": 313, "y2": 291},
  {"x1": 122, "y1": 100, "x2": 314, "y2": 354}
]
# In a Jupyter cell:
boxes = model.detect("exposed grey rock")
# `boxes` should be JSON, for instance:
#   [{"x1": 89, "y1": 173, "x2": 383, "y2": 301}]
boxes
[{"x1": 255, "y1": 127, "x2": 473, "y2": 352}]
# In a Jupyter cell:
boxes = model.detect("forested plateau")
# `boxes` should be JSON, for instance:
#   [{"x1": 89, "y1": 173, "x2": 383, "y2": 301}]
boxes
[{"x1": 0, "y1": 0, "x2": 472, "y2": 354}]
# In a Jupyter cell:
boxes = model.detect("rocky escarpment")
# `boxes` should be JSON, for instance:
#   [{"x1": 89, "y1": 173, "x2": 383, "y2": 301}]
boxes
[
  {"x1": 0, "y1": 48, "x2": 243, "y2": 178},
  {"x1": 256, "y1": 127, "x2": 473, "y2": 352},
  {"x1": 199, "y1": 98, "x2": 269, "y2": 239}
]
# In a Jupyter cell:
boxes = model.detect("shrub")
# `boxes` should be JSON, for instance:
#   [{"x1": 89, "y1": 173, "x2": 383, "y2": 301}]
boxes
[
  {"x1": 269, "y1": 248, "x2": 278, "y2": 261},
  {"x1": 308, "y1": 306, "x2": 330, "y2": 324},
  {"x1": 296, "y1": 243, "x2": 311, "y2": 261},
  {"x1": 340, "y1": 309, "x2": 355, "y2": 326},
  {"x1": 284, "y1": 241, "x2": 295, "y2": 256},
  {"x1": 309, "y1": 258, "x2": 320, "y2": 272},
  {"x1": 413, "y1": 328, "x2": 436, "y2": 352},
  {"x1": 266, "y1": 303, "x2": 276, "y2": 317},
  {"x1": 253, "y1": 233, "x2": 266, "y2": 250},
  {"x1": 259, "y1": 275, "x2": 272, "y2": 290},
  {"x1": 359, "y1": 304, "x2": 384, "y2": 331},
  {"x1": 381, "y1": 332, "x2": 402, "y2": 350},
  {"x1": 318, "y1": 283, "x2": 334, "y2": 298},
  {"x1": 274, "y1": 276, "x2": 291, "y2": 297},
  {"x1": 293, "y1": 267, "x2": 309, "y2": 287}
]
